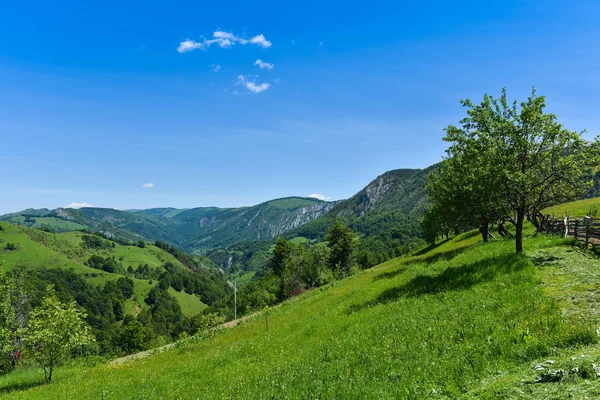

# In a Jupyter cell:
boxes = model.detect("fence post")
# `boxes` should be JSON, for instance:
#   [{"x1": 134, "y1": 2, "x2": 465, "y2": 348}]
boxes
[
  {"x1": 564, "y1": 216, "x2": 568, "y2": 239},
  {"x1": 265, "y1": 312, "x2": 269, "y2": 332},
  {"x1": 585, "y1": 217, "x2": 591, "y2": 247}
]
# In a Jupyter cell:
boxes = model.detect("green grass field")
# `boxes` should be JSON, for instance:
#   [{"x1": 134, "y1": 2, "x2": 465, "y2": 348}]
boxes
[
  {"x1": 0, "y1": 222, "x2": 206, "y2": 316},
  {"x1": 3, "y1": 228, "x2": 599, "y2": 398},
  {"x1": 544, "y1": 196, "x2": 600, "y2": 218},
  {"x1": 6, "y1": 216, "x2": 89, "y2": 232}
]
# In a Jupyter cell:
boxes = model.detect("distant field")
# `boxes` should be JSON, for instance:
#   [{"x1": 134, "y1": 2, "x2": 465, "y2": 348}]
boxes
[
  {"x1": 5, "y1": 229, "x2": 598, "y2": 398},
  {"x1": 267, "y1": 197, "x2": 321, "y2": 210},
  {"x1": 0, "y1": 222, "x2": 205, "y2": 316},
  {"x1": 544, "y1": 196, "x2": 600, "y2": 218},
  {"x1": 168, "y1": 288, "x2": 207, "y2": 316},
  {"x1": 6, "y1": 216, "x2": 88, "y2": 232}
]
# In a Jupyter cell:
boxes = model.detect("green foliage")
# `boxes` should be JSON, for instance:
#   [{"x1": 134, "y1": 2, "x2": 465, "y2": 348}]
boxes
[
  {"x1": 4, "y1": 243, "x2": 16, "y2": 251},
  {"x1": 23, "y1": 286, "x2": 94, "y2": 383},
  {"x1": 81, "y1": 234, "x2": 113, "y2": 250},
  {"x1": 434, "y1": 88, "x2": 600, "y2": 253},
  {"x1": 325, "y1": 219, "x2": 358, "y2": 275}
]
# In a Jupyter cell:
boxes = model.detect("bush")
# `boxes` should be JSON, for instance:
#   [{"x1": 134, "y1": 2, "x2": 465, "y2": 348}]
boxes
[{"x1": 4, "y1": 243, "x2": 16, "y2": 251}]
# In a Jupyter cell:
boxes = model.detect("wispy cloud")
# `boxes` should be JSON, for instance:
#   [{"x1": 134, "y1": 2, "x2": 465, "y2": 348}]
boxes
[
  {"x1": 254, "y1": 59, "x2": 274, "y2": 69},
  {"x1": 141, "y1": 183, "x2": 155, "y2": 188},
  {"x1": 64, "y1": 202, "x2": 95, "y2": 209},
  {"x1": 237, "y1": 75, "x2": 270, "y2": 94},
  {"x1": 177, "y1": 31, "x2": 272, "y2": 53},
  {"x1": 319, "y1": 41, "x2": 324, "y2": 46},
  {"x1": 211, "y1": 64, "x2": 221, "y2": 72},
  {"x1": 307, "y1": 193, "x2": 331, "y2": 201}
]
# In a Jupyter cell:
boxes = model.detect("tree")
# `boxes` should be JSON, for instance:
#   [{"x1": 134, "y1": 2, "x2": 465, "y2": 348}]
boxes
[
  {"x1": 441, "y1": 88, "x2": 598, "y2": 253},
  {"x1": 270, "y1": 238, "x2": 304, "y2": 298},
  {"x1": 23, "y1": 286, "x2": 94, "y2": 383},
  {"x1": 325, "y1": 219, "x2": 358, "y2": 275}
]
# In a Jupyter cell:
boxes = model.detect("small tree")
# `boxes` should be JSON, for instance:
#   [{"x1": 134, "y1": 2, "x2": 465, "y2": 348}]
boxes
[
  {"x1": 24, "y1": 286, "x2": 94, "y2": 383},
  {"x1": 325, "y1": 219, "x2": 358, "y2": 276}
]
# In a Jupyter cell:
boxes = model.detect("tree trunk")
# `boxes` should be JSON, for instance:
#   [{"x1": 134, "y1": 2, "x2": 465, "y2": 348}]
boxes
[
  {"x1": 479, "y1": 218, "x2": 489, "y2": 242},
  {"x1": 516, "y1": 208, "x2": 525, "y2": 254}
]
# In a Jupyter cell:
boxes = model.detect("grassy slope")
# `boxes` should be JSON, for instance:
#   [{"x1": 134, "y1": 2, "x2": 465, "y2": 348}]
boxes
[
  {"x1": 544, "y1": 196, "x2": 600, "y2": 218},
  {"x1": 4, "y1": 229, "x2": 600, "y2": 398},
  {"x1": 0, "y1": 222, "x2": 206, "y2": 316}
]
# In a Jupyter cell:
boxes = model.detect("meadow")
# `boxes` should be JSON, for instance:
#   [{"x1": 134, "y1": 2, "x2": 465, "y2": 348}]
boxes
[
  {"x1": 0, "y1": 222, "x2": 206, "y2": 316},
  {"x1": 2, "y1": 229, "x2": 599, "y2": 399}
]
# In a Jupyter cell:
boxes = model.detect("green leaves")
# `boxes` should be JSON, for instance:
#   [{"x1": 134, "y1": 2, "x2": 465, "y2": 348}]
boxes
[
  {"x1": 23, "y1": 286, "x2": 94, "y2": 383},
  {"x1": 431, "y1": 88, "x2": 599, "y2": 253}
]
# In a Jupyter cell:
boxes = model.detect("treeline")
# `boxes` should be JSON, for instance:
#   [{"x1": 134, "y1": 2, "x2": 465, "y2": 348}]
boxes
[
  {"x1": 208, "y1": 219, "x2": 360, "y2": 319},
  {"x1": 422, "y1": 88, "x2": 600, "y2": 253}
]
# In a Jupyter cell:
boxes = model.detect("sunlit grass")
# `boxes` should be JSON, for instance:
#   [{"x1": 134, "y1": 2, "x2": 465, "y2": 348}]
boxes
[{"x1": 2, "y1": 231, "x2": 597, "y2": 398}]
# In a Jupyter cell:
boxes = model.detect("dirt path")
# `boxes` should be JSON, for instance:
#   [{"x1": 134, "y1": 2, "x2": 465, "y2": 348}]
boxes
[{"x1": 109, "y1": 311, "x2": 260, "y2": 365}]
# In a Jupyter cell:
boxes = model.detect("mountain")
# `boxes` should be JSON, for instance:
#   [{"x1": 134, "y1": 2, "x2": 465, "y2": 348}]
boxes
[
  {"x1": 1, "y1": 197, "x2": 335, "y2": 254},
  {"x1": 207, "y1": 166, "x2": 439, "y2": 279}
]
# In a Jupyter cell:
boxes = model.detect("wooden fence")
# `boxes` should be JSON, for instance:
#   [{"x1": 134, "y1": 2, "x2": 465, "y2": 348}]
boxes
[{"x1": 541, "y1": 215, "x2": 600, "y2": 247}]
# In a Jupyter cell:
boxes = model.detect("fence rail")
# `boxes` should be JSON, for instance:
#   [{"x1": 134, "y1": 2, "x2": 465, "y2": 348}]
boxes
[{"x1": 541, "y1": 215, "x2": 600, "y2": 247}]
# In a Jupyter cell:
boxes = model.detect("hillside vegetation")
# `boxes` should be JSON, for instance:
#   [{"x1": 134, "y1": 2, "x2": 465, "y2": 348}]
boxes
[
  {"x1": 3, "y1": 229, "x2": 599, "y2": 398},
  {"x1": 0, "y1": 197, "x2": 334, "y2": 254}
]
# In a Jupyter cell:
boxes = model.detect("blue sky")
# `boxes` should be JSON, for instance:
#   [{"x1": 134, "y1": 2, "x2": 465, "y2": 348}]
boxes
[{"x1": 1, "y1": 0, "x2": 600, "y2": 213}]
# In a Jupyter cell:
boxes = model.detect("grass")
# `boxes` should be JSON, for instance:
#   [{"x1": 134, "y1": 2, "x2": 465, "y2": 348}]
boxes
[
  {"x1": 544, "y1": 196, "x2": 600, "y2": 218},
  {"x1": 6, "y1": 216, "x2": 88, "y2": 232},
  {"x1": 267, "y1": 197, "x2": 322, "y2": 210},
  {"x1": 168, "y1": 287, "x2": 207, "y2": 316},
  {"x1": 0, "y1": 222, "x2": 206, "y2": 316},
  {"x1": 230, "y1": 270, "x2": 256, "y2": 286},
  {"x1": 2, "y1": 229, "x2": 598, "y2": 398}
]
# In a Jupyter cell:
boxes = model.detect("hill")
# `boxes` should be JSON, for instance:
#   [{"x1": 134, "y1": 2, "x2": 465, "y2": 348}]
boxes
[
  {"x1": 1, "y1": 197, "x2": 335, "y2": 254},
  {"x1": 3, "y1": 227, "x2": 599, "y2": 398},
  {"x1": 0, "y1": 222, "x2": 227, "y2": 317}
]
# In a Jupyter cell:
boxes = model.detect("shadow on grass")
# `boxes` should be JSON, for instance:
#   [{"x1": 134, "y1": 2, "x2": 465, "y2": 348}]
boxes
[
  {"x1": 350, "y1": 253, "x2": 525, "y2": 314},
  {"x1": 374, "y1": 245, "x2": 475, "y2": 282},
  {"x1": 0, "y1": 378, "x2": 46, "y2": 395}
]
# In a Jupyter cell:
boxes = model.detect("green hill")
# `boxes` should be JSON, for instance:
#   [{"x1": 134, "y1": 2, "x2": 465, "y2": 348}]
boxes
[
  {"x1": 3, "y1": 228, "x2": 597, "y2": 398},
  {"x1": 0, "y1": 222, "x2": 213, "y2": 317},
  {"x1": 544, "y1": 196, "x2": 600, "y2": 218}
]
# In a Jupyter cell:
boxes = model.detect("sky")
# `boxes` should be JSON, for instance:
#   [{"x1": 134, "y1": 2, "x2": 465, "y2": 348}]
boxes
[{"x1": 1, "y1": 0, "x2": 600, "y2": 214}]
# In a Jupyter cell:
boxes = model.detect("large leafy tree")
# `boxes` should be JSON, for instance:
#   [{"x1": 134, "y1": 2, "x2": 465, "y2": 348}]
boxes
[
  {"x1": 442, "y1": 88, "x2": 598, "y2": 253},
  {"x1": 271, "y1": 237, "x2": 304, "y2": 299},
  {"x1": 24, "y1": 286, "x2": 94, "y2": 383},
  {"x1": 325, "y1": 219, "x2": 358, "y2": 275}
]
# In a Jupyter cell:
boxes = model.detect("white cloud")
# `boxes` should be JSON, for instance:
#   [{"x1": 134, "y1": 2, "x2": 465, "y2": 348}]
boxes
[
  {"x1": 211, "y1": 63, "x2": 221, "y2": 72},
  {"x1": 141, "y1": 183, "x2": 155, "y2": 188},
  {"x1": 307, "y1": 193, "x2": 331, "y2": 201},
  {"x1": 177, "y1": 39, "x2": 205, "y2": 53},
  {"x1": 254, "y1": 59, "x2": 274, "y2": 69},
  {"x1": 237, "y1": 75, "x2": 270, "y2": 94},
  {"x1": 248, "y1": 34, "x2": 272, "y2": 48},
  {"x1": 64, "y1": 202, "x2": 95, "y2": 209},
  {"x1": 177, "y1": 31, "x2": 272, "y2": 53}
]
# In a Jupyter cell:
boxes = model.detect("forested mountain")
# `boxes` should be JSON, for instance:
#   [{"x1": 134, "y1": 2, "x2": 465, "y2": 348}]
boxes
[
  {"x1": 1, "y1": 197, "x2": 335, "y2": 254},
  {"x1": 206, "y1": 166, "x2": 439, "y2": 279}
]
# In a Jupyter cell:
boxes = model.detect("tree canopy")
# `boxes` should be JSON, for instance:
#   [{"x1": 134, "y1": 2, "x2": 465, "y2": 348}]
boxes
[{"x1": 427, "y1": 88, "x2": 599, "y2": 253}]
